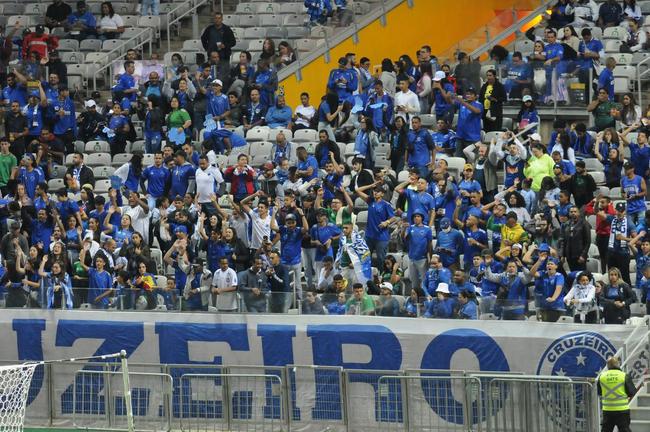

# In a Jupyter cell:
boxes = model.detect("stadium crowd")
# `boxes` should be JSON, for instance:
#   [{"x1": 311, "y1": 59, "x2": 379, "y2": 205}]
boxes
[{"x1": 0, "y1": 1, "x2": 649, "y2": 323}]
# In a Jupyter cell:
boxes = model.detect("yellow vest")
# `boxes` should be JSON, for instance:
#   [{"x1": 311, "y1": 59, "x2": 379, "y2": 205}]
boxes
[{"x1": 599, "y1": 369, "x2": 630, "y2": 411}]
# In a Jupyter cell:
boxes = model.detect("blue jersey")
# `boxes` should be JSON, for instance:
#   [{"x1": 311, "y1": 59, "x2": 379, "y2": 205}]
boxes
[
  {"x1": 207, "y1": 92, "x2": 229, "y2": 119},
  {"x1": 365, "y1": 197, "x2": 394, "y2": 241},
  {"x1": 598, "y1": 68, "x2": 615, "y2": 100},
  {"x1": 142, "y1": 165, "x2": 170, "y2": 198},
  {"x1": 67, "y1": 11, "x2": 96, "y2": 28},
  {"x1": 636, "y1": 252, "x2": 650, "y2": 290},
  {"x1": 2, "y1": 84, "x2": 27, "y2": 106},
  {"x1": 422, "y1": 267, "x2": 451, "y2": 297},
  {"x1": 436, "y1": 228, "x2": 464, "y2": 267},
  {"x1": 578, "y1": 39, "x2": 604, "y2": 71},
  {"x1": 407, "y1": 128, "x2": 434, "y2": 167},
  {"x1": 297, "y1": 156, "x2": 319, "y2": 182},
  {"x1": 310, "y1": 223, "x2": 341, "y2": 261},
  {"x1": 629, "y1": 143, "x2": 650, "y2": 178},
  {"x1": 56, "y1": 199, "x2": 80, "y2": 223},
  {"x1": 622, "y1": 175, "x2": 645, "y2": 214},
  {"x1": 88, "y1": 268, "x2": 113, "y2": 308},
  {"x1": 405, "y1": 224, "x2": 432, "y2": 260},
  {"x1": 17, "y1": 167, "x2": 44, "y2": 199},
  {"x1": 113, "y1": 73, "x2": 137, "y2": 104},
  {"x1": 364, "y1": 92, "x2": 393, "y2": 130},
  {"x1": 544, "y1": 42, "x2": 564, "y2": 64},
  {"x1": 431, "y1": 130, "x2": 456, "y2": 152},
  {"x1": 327, "y1": 68, "x2": 357, "y2": 103},
  {"x1": 30, "y1": 220, "x2": 54, "y2": 252},
  {"x1": 455, "y1": 100, "x2": 483, "y2": 141},
  {"x1": 458, "y1": 300, "x2": 478, "y2": 319},
  {"x1": 51, "y1": 97, "x2": 76, "y2": 135},
  {"x1": 23, "y1": 104, "x2": 44, "y2": 136},
  {"x1": 279, "y1": 226, "x2": 303, "y2": 265},
  {"x1": 432, "y1": 83, "x2": 455, "y2": 116},
  {"x1": 535, "y1": 271, "x2": 565, "y2": 311},
  {"x1": 170, "y1": 163, "x2": 194, "y2": 198},
  {"x1": 481, "y1": 261, "x2": 504, "y2": 296},
  {"x1": 404, "y1": 189, "x2": 435, "y2": 225},
  {"x1": 463, "y1": 228, "x2": 487, "y2": 265}
]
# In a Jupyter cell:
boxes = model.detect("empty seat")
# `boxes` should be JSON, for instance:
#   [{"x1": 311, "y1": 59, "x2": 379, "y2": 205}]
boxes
[
  {"x1": 3, "y1": 4, "x2": 25, "y2": 15},
  {"x1": 353, "y1": 1, "x2": 370, "y2": 14},
  {"x1": 121, "y1": 14, "x2": 139, "y2": 27},
  {"x1": 260, "y1": 15, "x2": 283, "y2": 27},
  {"x1": 296, "y1": 38, "x2": 317, "y2": 52},
  {"x1": 266, "y1": 28, "x2": 288, "y2": 39},
  {"x1": 248, "y1": 39, "x2": 265, "y2": 52},
  {"x1": 181, "y1": 39, "x2": 203, "y2": 51},
  {"x1": 57, "y1": 39, "x2": 79, "y2": 52},
  {"x1": 92, "y1": 165, "x2": 116, "y2": 179},
  {"x1": 60, "y1": 52, "x2": 85, "y2": 64},
  {"x1": 80, "y1": 39, "x2": 102, "y2": 52},
  {"x1": 7, "y1": 15, "x2": 33, "y2": 27},
  {"x1": 94, "y1": 179, "x2": 111, "y2": 193},
  {"x1": 246, "y1": 127, "x2": 270, "y2": 141},
  {"x1": 48, "y1": 178, "x2": 65, "y2": 190},
  {"x1": 85, "y1": 141, "x2": 110, "y2": 153},
  {"x1": 101, "y1": 39, "x2": 122, "y2": 52},
  {"x1": 279, "y1": 2, "x2": 304, "y2": 14},
  {"x1": 287, "y1": 27, "x2": 309, "y2": 39},
  {"x1": 112, "y1": 153, "x2": 133, "y2": 167},
  {"x1": 238, "y1": 15, "x2": 259, "y2": 27},
  {"x1": 603, "y1": 26, "x2": 627, "y2": 40},
  {"x1": 222, "y1": 14, "x2": 240, "y2": 26},
  {"x1": 284, "y1": 14, "x2": 305, "y2": 27},
  {"x1": 86, "y1": 153, "x2": 111, "y2": 166},
  {"x1": 243, "y1": 27, "x2": 266, "y2": 39},
  {"x1": 235, "y1": 2, "x2": 255, "y2": 14},
  {"x1": 292, "y1": 129, "x2": 318, "y2": 142},
  {"x1": 256, "y1": 3, "x2": 278, "y2": 14}
]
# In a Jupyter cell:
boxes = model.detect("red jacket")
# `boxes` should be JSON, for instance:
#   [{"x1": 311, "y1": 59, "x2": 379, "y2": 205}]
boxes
[
  {"x1": 22, "y1": 33, "x2": 58, "y2": 59},
  {"x1": 223, "y1": 165, "x2": 256, "y2": 196},
  {"x1": 584, "y1": 200, "x2": 615, "y2": 236}
]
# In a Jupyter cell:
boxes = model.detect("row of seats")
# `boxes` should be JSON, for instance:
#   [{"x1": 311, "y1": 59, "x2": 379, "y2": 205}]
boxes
[
  {"x1": 5, "y1": 14, "x2": 165, "y2": 30},
  {"x1": 233, "y1": 1, "x2": 371, "y2": 16}
]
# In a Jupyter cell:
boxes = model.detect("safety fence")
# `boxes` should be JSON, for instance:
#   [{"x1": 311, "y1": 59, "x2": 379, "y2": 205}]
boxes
[{"x1": 15, "y1": 362, "x2": 600, "y2": 432}]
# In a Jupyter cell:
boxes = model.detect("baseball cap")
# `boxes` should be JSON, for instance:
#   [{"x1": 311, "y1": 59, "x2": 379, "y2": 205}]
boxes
[
  {"x1": 211, "y1": 79, "x2": 223, "y2": 86},
  {"x1": 285, "y1": 213, "x2": 297, "y2": 221},
  {"x1": 623, "y1": 161, "x2": 635, "y2": 170},
  {"x1": 538, "y1": 243, "x2": 550, "y2": 253},
  {"x1": 553, "y1": 163, "x2": 562, "y2": 170},
  {"x1": 411, "y1": 211, "x2": 425, "y2": 221},
  {"x1": 547, "y1": 257, "x2": 560, "y2": 265},
  {"x1": 616, "y1": 202, "x2": 626, "y2": 212},
  {"x1": 439, "y1": 217, "x2": 451, "y2": 229},
  {"x1": 174, "y1": 225, "x2": 188, "y2": 234},
  {"x1": 433, "y1": 71, "x2": 446, "y2": 81},
  {"x1": 575, "y1": 160, "x2": 586, "y2": 168},
  {"x1": 463, "y1": 163, "x2": 473, "y2": 171},
  {"x1": 512, "y1": 243, "x2": 523, "y2": 250},
  {"x1": 522, "y1": 95, "x2": 533, "y2": 102},
  {"x1": 380, "y1": 282, "x2": 393, "y2": 292},
  {"x1": 22, "y1": 153, "x2": 35, "y2": 162},
  {"x1": 35, "y1": 25, "x2": 45, "y2": 34},
  {"x1": 436, "y1": 283, "x2": 450, "y2": 294},
  {"x1": 84, "y1": 99, "x2": 96, "y2": 108},
  {"x1": 529, "y1": 133, "x2": 542, "y2": 142}
]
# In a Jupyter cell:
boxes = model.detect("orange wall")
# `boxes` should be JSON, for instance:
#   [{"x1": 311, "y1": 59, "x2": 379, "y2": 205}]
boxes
[{"x1": 280, "y1": 0, "x2": 542, "y2": 107}]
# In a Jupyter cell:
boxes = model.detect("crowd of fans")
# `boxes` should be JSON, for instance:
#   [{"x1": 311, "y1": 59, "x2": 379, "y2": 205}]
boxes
[{"x1": 0, "y1": 1, "x2": 649, "y2": 324}]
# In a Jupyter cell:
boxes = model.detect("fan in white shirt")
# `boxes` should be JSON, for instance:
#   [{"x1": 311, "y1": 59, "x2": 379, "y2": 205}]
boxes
[
  {"x1": 394, "y1": 79, "x2": 420, "y2": 122},
  {"x1": 211, "y1": 256, "x2": 239, "y2": 311},
  {"x1": 294, "y1": 93, "x2": 316, "y2": 128},
  {"x1": 195, "y1": 156, "x2": 225, "y2": 204}
]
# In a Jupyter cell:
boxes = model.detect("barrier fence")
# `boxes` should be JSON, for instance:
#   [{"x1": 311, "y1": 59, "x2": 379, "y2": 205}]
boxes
[{"x1": 15, "y1": 362, "x2": 600, "y2": 432}]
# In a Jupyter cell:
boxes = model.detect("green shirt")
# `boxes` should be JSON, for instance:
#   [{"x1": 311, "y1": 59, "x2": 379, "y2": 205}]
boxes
[
  {"x1": 326, "y1": 207, "x2": 352, "y2": 226},
  {"x1": 345, "y1": 295, "x2": 376, "y2": 315},
  {"x1": 593, "y1": 101, "x2": 618, "y2": 130},
  {"x1": 0, "y1": 153, "x2": 17, "y2": 187},
  {"x1": 167, "y1": 108, "x2": 191, "y2": 130}
]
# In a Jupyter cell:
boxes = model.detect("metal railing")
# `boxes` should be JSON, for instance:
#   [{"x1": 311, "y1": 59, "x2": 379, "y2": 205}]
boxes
[
  {"x1": 165, "y1": 0, "x2": 211, "y2": 53},
  {"x1": 17, "y1": 362, "x2": 601, "y2": 432},
  {"x1": 616, "y1": 315, "x2": 650, "y2": 388},
  {"x1": 89, "y1": 28, "x2": 155, "y2": 93}
]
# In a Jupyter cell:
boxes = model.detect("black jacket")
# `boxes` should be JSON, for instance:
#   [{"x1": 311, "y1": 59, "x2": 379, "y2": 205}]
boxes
[
  {"x1": 200, "y1": 23, "x2": 236, "y2": 60},
  {"x1": 561, "y1": 218, "x2": 591, "y2": 261},
  {"x1": 66, "y1": 164, "x2": 95, "y2": 188},
  {"x1": 268, "y1": 264, "x2": 290, "y2": 293}
]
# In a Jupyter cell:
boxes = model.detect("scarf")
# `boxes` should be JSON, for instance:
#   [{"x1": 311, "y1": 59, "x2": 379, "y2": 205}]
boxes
[
  {"x1": 609, "y1": 216, "x2": 628, "y2": 250},
  {"x1": 335, "y1": 230, "x2": 372, "y2": 284}
]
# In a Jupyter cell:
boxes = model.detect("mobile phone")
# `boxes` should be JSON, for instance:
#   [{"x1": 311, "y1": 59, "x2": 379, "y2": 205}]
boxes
[{"x1": 373, "y1": 65, "x2": 381, "y2": 75}]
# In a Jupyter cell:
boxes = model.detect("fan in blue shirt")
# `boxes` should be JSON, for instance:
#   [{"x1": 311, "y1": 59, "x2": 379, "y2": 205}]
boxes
[
  {"x1": 430, "y1": 120, "x2": 456, "y2": 155},
  {"x1": 404, "y1": 216, "x2": 432, "y2": 261},
  {"x1": 310, "y1": 211, "x2": 341, "y2": 262},
  {"x1": 327, "y1": 58, "x2": 357, "y2": 103},
  {"x1": 406, "y1": 118, "x2": 435, "y2": 174},
  {"x1": 296, "y1": 148, "x2": 319, "y2": 182},
  {"x1": 17, "y1": 155, "x2": 45, "y2": 200},
  {"x1": 626, "y1": 130, "x2": 650, "y2": 178},
  {"x1": 2, "y1": 77, "x2": 27, "y2": 106},
  {"x1": 598, "y1": 59, "x2": 616, "y2": 101},
  {"x1": 397, "y1": 179, "x2": 435, "y2": 226},
  {"x1": 170, "y1": 152, "x2": 195, "y2": 198},
  {"x1": 51, "y1": 90, "x2": 77, "y2": 137},
  {"x1": 141, "y1": 154, "x2": 171, "y2": 201},
  {"x1": 453, "y1": 90, "x2": 483, "y2": 148},
  {"x1": 112, "y1": 62, "x2": 138, "y2": 107},
  {"x1": 435, "y1": 218, "x2": 464, "y2": 267}
]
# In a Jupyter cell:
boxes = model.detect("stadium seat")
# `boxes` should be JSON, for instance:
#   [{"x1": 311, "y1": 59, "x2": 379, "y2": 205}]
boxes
[
  {"x1": 266, "y1": 27, "x2": 288, "y2": 40},
  {"x1": 615, "y1": 53, "x2": 634, "y2": 65},
  {"x1": 480, "y1": 313, "x2": 498, "y2": 320},
  {"x1": 121, "y1": 14, "x2": 139, "y2": 27},
  {"x1": 243, "y1": 27, "x2": 267, "y2": 39},
  {"x1": 279, "y1": 2, "x2": 305, "y2": 14},
  {"x1": 238, "y1": 15, "x2": 259, "y2": 27},
  {"x1": 247, "y1": 39, "x2": 265, "y2": 52},
  {"x1": 246, "y1": 127, "x2": 270, "y2": 141},
  {"x1": 557, "y1": 316, "x2": 574, "y2": 323},
  {"x1": 181, "y1": 39, "x2": 203, "y2": 52},
  {"x1": 223, "y1": 14, "x2": 240, "y2": 27},
  {"x1": 293, "y1": 129, "x2": 318, "y2": 142},
  {"x1": 589, "y1": 171, "x2": 605, "y2": 185},
  {"x1": 50, "y1": 165, "x2": 67, "y2": 179},
  {"x1": 65, "y1": 154, "x2": 77, "y2": 165},
  {"x1": 311, "y1": 26, "x2": 335, "y2": 38},
  {"x1": 514, "y1": 39, "x2": 533, "y2": 53},
  {"x1": 8, "y1": 15, "x2": 34, "y2": 27},
  {"x1": 353, "y1": 1, "x2": 370, "y2": 14},
  {"x1": 235, "y1": 2, "x2": 255, "y2": 14},
  {"x1": 47, "y1": 179, "x2": 64, "y2": 190},
  {"x1": 86, "y1": 153, "x2": 111, "y2": 167},
  {"x1": 85, "y1": 141, "x2": 110, "y2": 153},
  {"x1": 138, "y1": 16, "x2": 161, "y2": 38},
  {"x1": 603, "y1": 26, "x2": 627, "y2": 40},
  {"x1": 25, "y1": 2, "x2": 46, "y2": 15},
  {"x1": 256, "y1": 3, "x2": 278, "y2": 14},
  {"x1": 3, "y1": 4, "x2": 24, "y2": 15},
  {"x1": 583, "y1": 158, "x2": 603, "y2": 172},
  {"x1": 287, "y1": 27, "x2": 309, "y2": 39},
  {"x1": 630, "y1": 303, "x2": 646, "y2": 317},
  {"x1": 112, "y1": 153, "x2": 133, "y2": 167},
  {"x1": 296, "y1": 38, "x2": 317, "y2": 52},
  {"x1": 80, "y1": 39, "x2": 102, "y2": 52},
  {"x1": 94, "y1": 179, "x2": 111, "y2": 193},
  {"x1": 92, "y1": 166, "x2": 115, "y2": 179},
  {"x1": 614, "y1": 77, "x2": 630, "y2": 93},
  {"x1": 260, "y1": 15, "x2": 283, "y2": 27},
  {"x1": 57, "y1": 39, "x2": 79, "y2": 52},
  {"x1": 268, "y1": 128, "x2": 292, "y2": 140},
  {"x1": 605, "y1": 40, "x2": 622, "y2": 53}
]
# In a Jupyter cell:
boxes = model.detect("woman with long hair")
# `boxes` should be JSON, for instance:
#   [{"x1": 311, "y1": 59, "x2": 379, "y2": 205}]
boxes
[
  {"x1": 618, "y1": 93, "x2": 642, "y2": 128},
  {"x1": 601, "y1": 147, "x2": 625, "y2": 188},
  {"x1": 380, "y1": 255, "x2": 404, "y2": 295},
  {"x1": 515, "y1": 95, "x2": 539, "y2": 134},
  {"x1": 601, "y1": 267, "x2": 635, "y2": 323},
  {"x1": 479, "y1": 69, "x2": 507, "y2": 131},
  {"x1": 277, "y1": 41, "x2": 295, "y2": 69},
  {"x1": 316, "y1": 91, "x2": 342, "y2": 142},
  {"x1": 112, "y1": 152, "x2": 144, "y2": 194},
  {"x1": 97, "y1": 1, "x2": 125, "y2": 40},
  {"x1": 380, "y1": 58, "x2": 397, "y2": 97},
  {"x1": 353, "y1": 116, "x2": 379, "y2": 169},
  {"x1": 223, "y1": 226, "x2": 250, "y2": 272},
  {"x1": 387, "y1": 116, "x2": 408, "y2": 172},
  {"x1": 561, "y1": 25, "x2": 580, "y2": 52},
  {"x1": 64, "y1": 214, "x2": 83, "y2": 264},
  {"x1": 39, "y1": 256, "x2": 73, "y2": 309},
  {"x1": 260, "y1": 38, "x2": 277, "y2": 64},
  {"x1": 166, "y1": 95, "x2": 192, "y2": 145},
  {"x1": 416, "y1": 62, "x2": 433, "y2": 114},
  {"x1": 535, "y1": 176, "x2": 561, "y2": 216},
  {"x1": 550, "y1": 130, "x2": 576, "y2": 164},
  {"x1": 399, "y1": 54, "x2": 419, "y2": 92},
  {"x1": 78, "y1": 186, "x2": 95, "y2": 221},
  {"x1": 564, "y1": 271, "x2": 598, "y2": 323}
]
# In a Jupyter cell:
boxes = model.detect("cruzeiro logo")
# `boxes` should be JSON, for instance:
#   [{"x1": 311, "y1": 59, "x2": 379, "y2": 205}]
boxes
[{"x1": 536, "y1": 332, "x2": 616, "y2": 430}]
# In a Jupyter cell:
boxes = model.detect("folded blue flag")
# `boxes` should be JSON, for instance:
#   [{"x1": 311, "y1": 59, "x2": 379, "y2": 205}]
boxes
[{"x1": 168, "y1": 127, "x2": 186, "y2": 145}]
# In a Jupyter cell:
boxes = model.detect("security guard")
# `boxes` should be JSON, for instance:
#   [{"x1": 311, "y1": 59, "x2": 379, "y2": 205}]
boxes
[{"x1": 597, "y1": 356, "x2": 636, "y2": 432}]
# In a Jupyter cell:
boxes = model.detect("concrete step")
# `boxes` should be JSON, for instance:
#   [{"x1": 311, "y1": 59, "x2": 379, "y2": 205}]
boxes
[
  {"x1": 631, "y1": 406, "x2": 650, "y2": 421},
  {"x1": 635, "y1": 394, "x2": 650, "y2": 407},
  {"x1": 631, "y1": 419, "x2": 650, "y2": 429}
]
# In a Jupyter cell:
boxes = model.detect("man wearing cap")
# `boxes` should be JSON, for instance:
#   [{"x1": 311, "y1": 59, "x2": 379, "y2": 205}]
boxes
[
  {"x1": 275, "y1": 208, "x2": 309, "y2": 303},
  {"x1": 431, "y1": 71, "x2": 454, "y2": 123},
  {"x1": 77, "y1": 99, "x2": 105, "y2": 142},
  {"x1": 504, "y1": 52, "x2": 532, "y2": 99},
  {"x1": 363, "y1": 81, "x2": 393, "y2": 138},
  {"x1": 20, "y1": 82, "x2": 48, "y2": 143},
  {"x1": 376, "y1": 282, "x2": 399, "y2": 316},
  {"x1": 66, "y1": 1, "x2": 97, "y2": 40},
  {"x1": 424, "y1": 282, "x2": 456, "y2": 318},
  {"x1": 621, "y1": 161, "x2": 647, "y2": 224},
  {"x1": 598, "y1": 356, "x2": 635, "y2": 432},
  {"x1": 601, "y1": 202, "x2": 636, "y2": 284},
  {"x1": 183, "y1": 258, "x2": 212, "y2": 311},
  {"x1": 21, "y1": 25, "x2": 58, "y2": 60},
  {"x1": 356, "y1": 181, "x2": 397, "y2": 267},
  {"x1": 206, "y1": 78, "x2": 229, "y2": 128}
]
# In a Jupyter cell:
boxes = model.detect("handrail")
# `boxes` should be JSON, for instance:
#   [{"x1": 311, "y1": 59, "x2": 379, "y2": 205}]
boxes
[
  {"x1": 636, "y1": 55, "x2": 650, "y2": 109},
  {"x1": 465, "y1": 0, "x2": 554, "y2": 60},
  {"x1": 90, "y1": 27, "x2": 154, "y2": 92},
  {"x1": 166, "y1": 0, "x2": 210, "y2": 53},
  {"x1": 278, "y1": 0, "x2": 405, "y2": 82}
]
